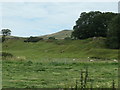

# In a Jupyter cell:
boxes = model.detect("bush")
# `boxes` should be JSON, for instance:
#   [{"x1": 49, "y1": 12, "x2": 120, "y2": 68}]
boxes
[
  {"x1": 24, "y1": 36, "x2": 43, "y2": 42},
  {"x1": 1, "y1": 52, "x2": 13, "y2": 58},
  {"x1": 46, "y1": 37, "x2": 56, "y2": 42},
  {"x1": 48, "y1": 37, "x2": 56, "y2": 40}
]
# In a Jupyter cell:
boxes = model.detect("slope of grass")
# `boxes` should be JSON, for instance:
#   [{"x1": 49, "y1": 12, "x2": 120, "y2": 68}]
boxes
[{"x1": 2, "y1": 37, "x2": 118, "y2": 60}]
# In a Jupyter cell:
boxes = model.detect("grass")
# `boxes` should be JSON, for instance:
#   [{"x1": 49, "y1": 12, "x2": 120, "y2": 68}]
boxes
[
  {"x1": 1, "y1": 37, "x2": 119, "y2": 88},
  {"x1": 2, "y1": 59, "x2": 118, "y2": 89},
  {"x1": 2, "y1": 59, "x2": 118, "y2": 88},
  {"x1": 2, "y1": 37, "x2": 118, "y2": 59}
]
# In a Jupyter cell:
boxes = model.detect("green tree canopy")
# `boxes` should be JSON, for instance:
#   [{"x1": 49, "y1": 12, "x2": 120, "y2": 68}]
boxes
[
  {"x1": 1, "y1": 29, "x2": 11, "y2": 36},
  {"x1": 1, "y1": 29, "x2": 11, "y2": 42},
  {"x1": 71, "y1": 11, "x2": 117, "y2": 39},
  {"x1": 106, "y1": 14, "x2": 120, "y2": 49}
]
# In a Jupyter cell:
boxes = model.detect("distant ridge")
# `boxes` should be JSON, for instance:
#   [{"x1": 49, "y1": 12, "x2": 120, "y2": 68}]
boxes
[{"x1": 39, "y1": 30, "x2": 73, "y2": 39}]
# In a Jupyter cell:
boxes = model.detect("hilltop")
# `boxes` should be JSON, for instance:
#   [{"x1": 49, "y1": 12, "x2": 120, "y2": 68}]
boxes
[{"x1": 39, "y1": 30, "x2": 73, "y2": 39}]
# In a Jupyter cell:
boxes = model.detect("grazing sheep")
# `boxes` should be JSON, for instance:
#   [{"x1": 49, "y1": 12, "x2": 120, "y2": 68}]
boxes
[
  {"x1": 113, "y1": 59, "x2": 118, "y2": 62},
  {"x1": 17, "y1": 56, "x2": 26, "y2": 60},
  {"x1": 73, "y1": 59, "x2": 76, "y2": 61},
  {"x1": 88, "y1": 57, "x2": 90, "y2": 59},
  {"x1": 93, "y1": 37, "x2": 96, "y2": 40},
  {"x1": 17, "y1": 56, "x2": 20, "y2": 59},
  {"x1": 89, "y1": 60, "x2": 94, "y2": 62}
]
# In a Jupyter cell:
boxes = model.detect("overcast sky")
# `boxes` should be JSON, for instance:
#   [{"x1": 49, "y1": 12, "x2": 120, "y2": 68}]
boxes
[{"x1": 1, "y1": 2, "x2": 118, "y2": 37}]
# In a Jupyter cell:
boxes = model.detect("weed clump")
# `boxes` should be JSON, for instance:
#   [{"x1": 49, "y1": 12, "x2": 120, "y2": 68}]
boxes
[{"x1": 1, "y1": 52, "x2": 13, "y2": 58}]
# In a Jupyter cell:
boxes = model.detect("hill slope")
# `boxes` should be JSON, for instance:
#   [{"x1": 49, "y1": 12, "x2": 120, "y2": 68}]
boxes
[
  {"x1": 39, "y1": 30, "x2": 73, "y2": 39},
  {"x1": 2, "y1": 37, "x2": 118, "y2": 60}
]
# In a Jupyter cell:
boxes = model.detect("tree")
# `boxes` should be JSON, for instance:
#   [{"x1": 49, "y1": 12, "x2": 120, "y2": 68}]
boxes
[
  {"x1": 71, "y1": 11, "x2": 117, "y2": 39},
  {"x1": 1, "y1": 29, "x2": 11, "y2": 42},
  {"x1": 48, "y1": 37, "x2": 56, "y2": 40},
  {"x1": 1, "y1": 29, "x2": 11, "y2": 36},
  {"x1": 106, "y1": 14, "x2": 120, "y2": 49},
  {"x1": 24, "y1": 36, "x2": 43, "y2": 42},
  {"x1": 72, "y1": 11, "x2": 101, "y2": 39}
]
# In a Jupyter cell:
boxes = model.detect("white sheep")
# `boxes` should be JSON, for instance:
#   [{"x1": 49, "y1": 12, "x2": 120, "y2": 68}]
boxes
[
  {"x1": 89, "y1": 60, "x2": 94, "y2": 62},
  {"x1": 73, "y1": 59, "x2": 76, "y2": 61},
  {"x1": 113, "y1": 59, "x2": 118, "y2": 62},
  {"x1": 17, "y1": 56, "x2": 20, "y2": 59},
  {"x1": 17, "y1": 56, "x2": 26, "y2": 60}
]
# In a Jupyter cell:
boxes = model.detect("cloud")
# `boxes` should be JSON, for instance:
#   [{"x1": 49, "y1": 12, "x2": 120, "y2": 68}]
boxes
[{"x1": 1, "y1": 2, "x2": 118, "y2": 37}]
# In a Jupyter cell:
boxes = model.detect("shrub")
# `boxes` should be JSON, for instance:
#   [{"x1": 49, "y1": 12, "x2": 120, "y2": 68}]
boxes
[
  {"x1": 46, "y1": 37, "x2": 56, "y2": 42},
  {"x1": 1, "y1": 52, "x2": 13, "y2": 58},
  {"x1": 24, "y1": 36, "x2": 43, "y2": 42},
  {"x1": 48, "y1": 37, "x2": 56, "y2": 40}
]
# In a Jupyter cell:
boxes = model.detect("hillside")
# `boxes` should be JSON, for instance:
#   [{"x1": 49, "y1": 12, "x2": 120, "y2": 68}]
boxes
[
  {"x1": 39, "y1": 30, "x2": 73, "y2": 39},
  {"x1": 2, "y1": 37, "x2": 118, "y2": 60}
]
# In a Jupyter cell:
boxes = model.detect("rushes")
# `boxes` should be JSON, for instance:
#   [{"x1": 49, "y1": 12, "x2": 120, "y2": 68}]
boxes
[
  {"x1": 75, "y1": 80, "x2": 78, "y2": 90},
  {"x1": 84, "y1": 68, "x2": 88, "y2": 88},
  {"x1": 112, "y1": 80, "x2": 115, "y2": 90},
  {"x1": 80, "y1": 68, "x2": 88, "y2": 89},
  {"x1": 70, "y1": 68, "x2": 89, "y2": 89},
  {"x1": 69, "y1": 68, "x2": 116, "y2": 89},
  {"x1": 80, "y1": 69, "x2": 84, "y2": 89}
]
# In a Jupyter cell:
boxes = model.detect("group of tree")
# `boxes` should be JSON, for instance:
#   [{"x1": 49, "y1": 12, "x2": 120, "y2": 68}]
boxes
[
  {"x1": 72, "y1": 11, "x2": 120, "y2": 49},
  {"x1": 24, "y1": 36, "x2": 43, "y2": 42},
  {"x1": 1, "y1": 29, "x2": 11, "y2": 42},
  {"x1": 48, "y1": 37, "x2": 56, "y2": 40}
]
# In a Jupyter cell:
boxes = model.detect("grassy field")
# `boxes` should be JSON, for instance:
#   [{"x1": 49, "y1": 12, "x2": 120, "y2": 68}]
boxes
[
  {"x1": 2, "y1": 59, "x2": 118, "y2": 88},
  {"x1": 2, "y1": 37, "x2": 119, "y2": 88}
]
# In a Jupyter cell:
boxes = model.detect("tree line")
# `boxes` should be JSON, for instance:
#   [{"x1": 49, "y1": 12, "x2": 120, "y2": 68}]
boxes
[{"x1": 72, "y1": 11, "x2": 120, "y2": 49}]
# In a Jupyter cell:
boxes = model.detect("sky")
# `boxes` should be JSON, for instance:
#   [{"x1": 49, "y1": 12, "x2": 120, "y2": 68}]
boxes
[{"x1": 1, "y1": 1, "x2": 119, "y2": 37}]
